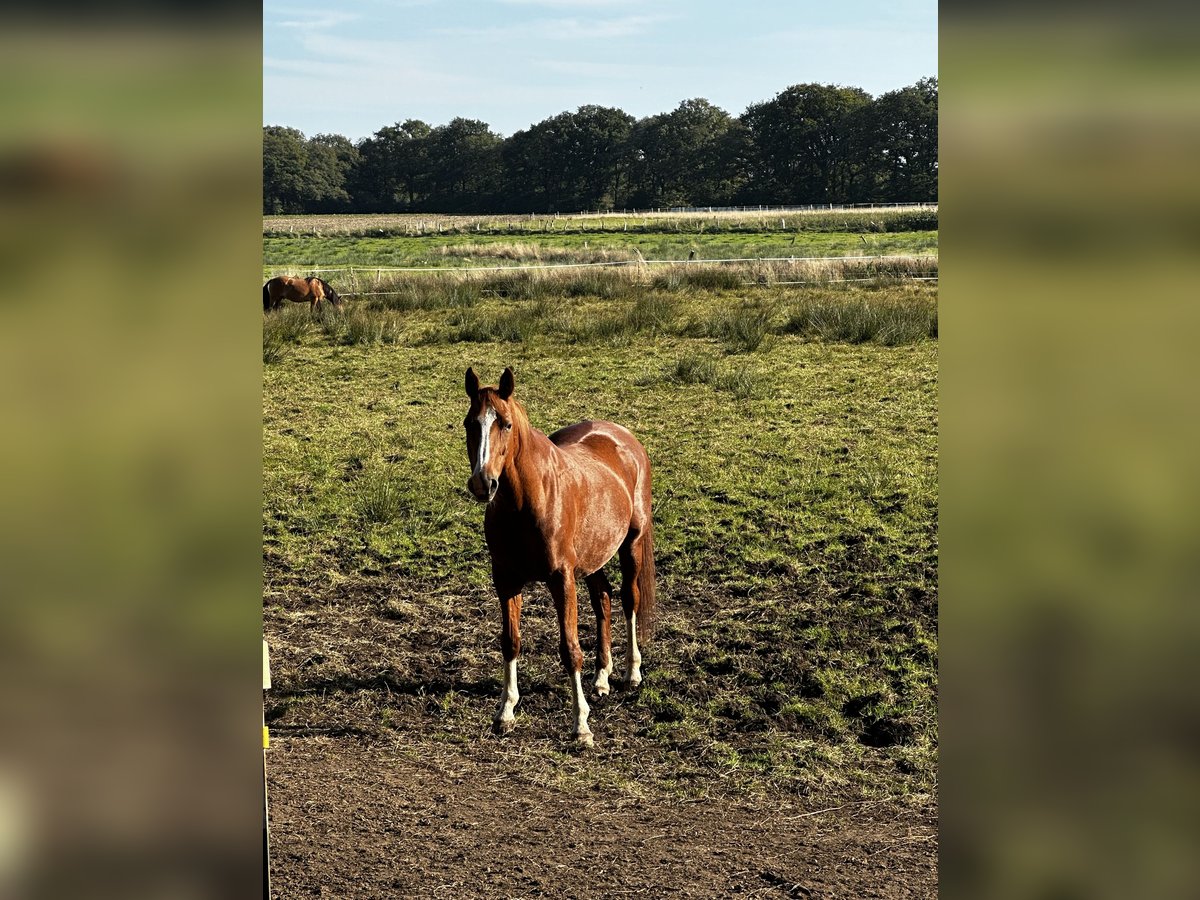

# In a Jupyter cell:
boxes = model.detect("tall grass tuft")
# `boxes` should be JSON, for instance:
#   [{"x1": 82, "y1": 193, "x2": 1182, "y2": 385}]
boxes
[
  {"x1": 476, "y1": 270, "x2": 547, "y2": 301},
  {"x1": 667, "y1": 353, "x2": 763, "y2": 398},
  {"x1": 264, "y1": 305, "x2": 312, "y2": 344},
  {"x1": 263, "y1": 331, "x2": 288, "y2": 364},
  {"x1": 449, "y1": 308, "x2": 527, "y2": 343},
  {"x1": 718, "y1": 366, "x2": 761, "y2": 400},
  {"x1": 707, "y1": 301, "x2": 775, "y2": 353},
  {"x1": 315, "y1": 305, "x2": 345, "y2": 341},
  {"x1": 561, "y1": 269, "x2": 628, "y2": 299},
  {"x1": 354, "y1": 472, "x2": 406, "y2": 523},
  {"x1": 652, "y1": 266, "x2": 744, "y2": 291},
  {"x1": 449, "y1": 298, "x2": 576, "y2": 344},
  {"x1": 369, "y1": 281, "x2": 482, "y2": 312},
  {"x1": 783, "y1": 294, "x2": 937, "y2": 345},
  {"x1": 624, "y1": 292, "x2": 679, "y2": 333},
  {"x1": 570, "y1": 292, "x2": 680, "y2": 343},
  {"x1": 671, "y1": 353, "x2": 719, "y2": 385},
  {"x1": 340, "y1": 308, "x2": 403, "y2": 345}
]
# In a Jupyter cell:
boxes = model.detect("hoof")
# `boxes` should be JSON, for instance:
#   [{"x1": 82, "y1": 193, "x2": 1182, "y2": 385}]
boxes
[
  {"x1": 593, "y1": 681, "x2": 611, "y2": 698},
  {"x1": 493, "y1": 718, "x2": 515, "y2": 736},
  {"x1": 626, "y1": 674, "x2": 642, "y2": 690},
  {"x1": 574, "y1": 730, "x2": 594, "y2": 748}
]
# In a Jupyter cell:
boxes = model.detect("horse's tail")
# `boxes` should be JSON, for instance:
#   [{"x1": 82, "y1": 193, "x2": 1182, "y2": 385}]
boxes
[
  {"x1": 636, "y1": 515, "x2": 657, "y2": 645},
  {"x1": 263, "y1": 281, "x2": 271, "y2": 311}
]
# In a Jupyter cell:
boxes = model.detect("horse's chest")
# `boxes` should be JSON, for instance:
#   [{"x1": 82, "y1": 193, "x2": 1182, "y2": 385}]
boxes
[{"x1": 484, "y1": 509, "x2": 554, "y2": 579}]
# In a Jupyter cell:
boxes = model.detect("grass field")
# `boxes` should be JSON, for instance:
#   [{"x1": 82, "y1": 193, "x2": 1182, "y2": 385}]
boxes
[
  {"x1": 263, "y1": 211, "x2": 938, "y2": 809},
  {"x1": 264, "y1": 205, "x2": 938, "y2": 238},
  {"x1": 265, "y1": 229, "x2": 938, "y2": 271},
  {"x1": 264, "y1": 206, "x2": 938, "y2": 273}
]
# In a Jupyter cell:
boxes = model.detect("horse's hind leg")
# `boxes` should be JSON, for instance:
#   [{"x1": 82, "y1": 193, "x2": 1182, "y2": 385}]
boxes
[
  {"x1": 618, "y1": 530, "x2": 647, "y2": 688},
  {"x1": 585, "y1": 571, "x2": 614, "y2": 697}
]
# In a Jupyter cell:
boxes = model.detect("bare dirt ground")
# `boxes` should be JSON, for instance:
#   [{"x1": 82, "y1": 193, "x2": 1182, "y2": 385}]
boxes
[{"x1": 267, "y1": 735, "x2": 936, "y2": 899}]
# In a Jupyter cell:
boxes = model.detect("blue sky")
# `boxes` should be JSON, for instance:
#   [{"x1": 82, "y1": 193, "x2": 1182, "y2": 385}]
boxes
[{"x1": 264, "y1": 0, "x2": 937, "y2": 141}]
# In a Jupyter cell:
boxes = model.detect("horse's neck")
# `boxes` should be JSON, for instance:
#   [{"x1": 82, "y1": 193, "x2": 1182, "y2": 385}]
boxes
[{"x1": 500, "y1": 406, "x2": 555, "y2": 511}]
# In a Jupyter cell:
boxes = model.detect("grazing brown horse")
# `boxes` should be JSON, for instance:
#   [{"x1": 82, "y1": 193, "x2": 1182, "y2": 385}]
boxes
[
  {"x1": 262, "y1": 275, "x2": 344, "y2": 312},
  {"x1": 463, "y1": 367, "x2": 656, "y2": 745}
]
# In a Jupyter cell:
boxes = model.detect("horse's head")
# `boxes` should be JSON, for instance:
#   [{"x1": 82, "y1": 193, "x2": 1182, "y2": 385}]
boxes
[
  {"x1": 321, "y1": 279, "x2": 346, "y2": 310},
  {"x1": 463, "y1": 366, "x2": 516, "y2": 503}
]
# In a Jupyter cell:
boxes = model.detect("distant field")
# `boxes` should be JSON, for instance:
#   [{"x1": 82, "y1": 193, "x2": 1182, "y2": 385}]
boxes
[
  {"x1": 265, "y1": 229, "x2": 938, "y2": 273},
  {"x1": 263, "y1": 209, "x2": 938, "y2": 310},
  {"x1": 264, "y1": 211, "x2": 938, "y2": 810},
  {"x1": 264, "y1": 205, "x2": 938, "y2": 238}
]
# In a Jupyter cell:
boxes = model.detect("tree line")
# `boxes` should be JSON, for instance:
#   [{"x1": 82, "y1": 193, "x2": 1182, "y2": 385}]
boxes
[{"x1": 263, "y1": 78, "x2": 936, "y2": 215}]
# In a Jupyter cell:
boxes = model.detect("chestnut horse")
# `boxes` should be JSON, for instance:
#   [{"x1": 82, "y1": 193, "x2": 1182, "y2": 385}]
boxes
[
  {"x1": 463, "y1": 367, "x2": 656, "y2": 745},
  {"x1": 262, "y1": 275, "x2": 344, "y2": 312}
]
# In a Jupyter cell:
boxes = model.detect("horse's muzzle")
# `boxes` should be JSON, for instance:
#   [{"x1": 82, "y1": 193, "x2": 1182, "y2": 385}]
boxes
[{"x1": 467, "y1": 474, "x2": 498, "y2": 503}]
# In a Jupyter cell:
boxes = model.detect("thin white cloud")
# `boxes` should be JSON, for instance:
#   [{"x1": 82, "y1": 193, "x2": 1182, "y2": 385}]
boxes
[
  {"x1": 268, "y1": 20, "x2": 435, "y2": 67},
  {"x1": 497, "y1": 0, "x2": 643, "y2": 7},
  {"x1": 531, "y1": 58, "x2": 692, "y2": 81},
  {"x1": 440, "y1": 14, "x2": 671, "y2": 41},
  {"x1": 548, "y1": 15, "x2": 667, "y2": 38},
  {"x1": 766, "y1": 24, "x2": 934, "y2": 43},
  {"x1": 269, "y1": 9, "x2": 361, "y2": 31},
  {"x1": 265, "y1": 30, "x2": 493, "y2": 136}
]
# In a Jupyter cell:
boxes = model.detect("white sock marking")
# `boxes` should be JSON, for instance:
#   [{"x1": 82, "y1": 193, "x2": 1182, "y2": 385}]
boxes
[
  {"x1": 626, "y1": 612, "x2": 643, "y2": 687},
  {"x1": 594, "y1": 657, "x2": 613, "y2": 695},
  {"x1": 495, "y1": 657, "x2": 519, "y2": 727},
  {"x1": 572, "y1": 670, "x2": 591, "y2": 739}
]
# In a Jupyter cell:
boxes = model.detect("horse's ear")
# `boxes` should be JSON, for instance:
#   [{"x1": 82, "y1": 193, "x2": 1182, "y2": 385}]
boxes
[
  {"x1": 498, "y1": 367, "x2": 515, "y2": 400},
  {"x1": 465, "y1": 367, "x2": 480, "y2": 399}
]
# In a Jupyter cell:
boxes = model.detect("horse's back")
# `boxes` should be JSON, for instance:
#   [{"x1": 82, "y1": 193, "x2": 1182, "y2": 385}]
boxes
[
  {"x1": 550, "y1": 420, "x2": 648, "y2": 478},
  {"x1": 550, "y1": 419, "x2": 643, "y2": 449}
]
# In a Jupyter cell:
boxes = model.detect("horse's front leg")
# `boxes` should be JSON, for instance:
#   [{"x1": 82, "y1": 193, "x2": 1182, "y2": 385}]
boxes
[
  {"x1": 493, "y1": 580, "x2": 523, "y2": 735},
  {"x1": 549, "y1": 568, "x2": 592, "y2": 745}
]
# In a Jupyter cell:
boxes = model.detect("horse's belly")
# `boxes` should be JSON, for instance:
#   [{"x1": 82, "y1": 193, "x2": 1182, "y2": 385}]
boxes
[{"x1": 573, "y1": 472, "x2": 633, "y2": 575}]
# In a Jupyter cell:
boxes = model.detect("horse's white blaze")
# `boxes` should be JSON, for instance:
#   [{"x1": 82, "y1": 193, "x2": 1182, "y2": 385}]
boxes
[
  {"x1": 472, "y1": 408, "x2": 496, "y2": 477},
  {"x1": 572, "y1": 670, "x2": 592, "y2": 739},
  {"x1": 495, "y1": 657, "x2": 519, "y2": 725},
  {"x1": 625, "y1": 612, "x2": 643, "y2": 686}
]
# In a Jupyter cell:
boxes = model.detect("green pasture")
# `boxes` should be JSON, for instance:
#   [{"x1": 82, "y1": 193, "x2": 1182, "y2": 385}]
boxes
[
  {"x1": 263, "y1": 206, "x2": 938, "y2": 272},
  {"x1": 263, "y1": 206, "x2": 937, "y2": 239},
  {"x1": 264, "y1": 230, "x2": 938, "y2": 271},
  {"x1": 263, "y1": 220, "x2": 938, "y2": 803}
]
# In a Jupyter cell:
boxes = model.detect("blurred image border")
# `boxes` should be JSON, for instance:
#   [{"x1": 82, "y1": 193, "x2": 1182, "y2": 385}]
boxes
[{"x1": 942, "y1": 7, "x2": 1200, "y2": 898}]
